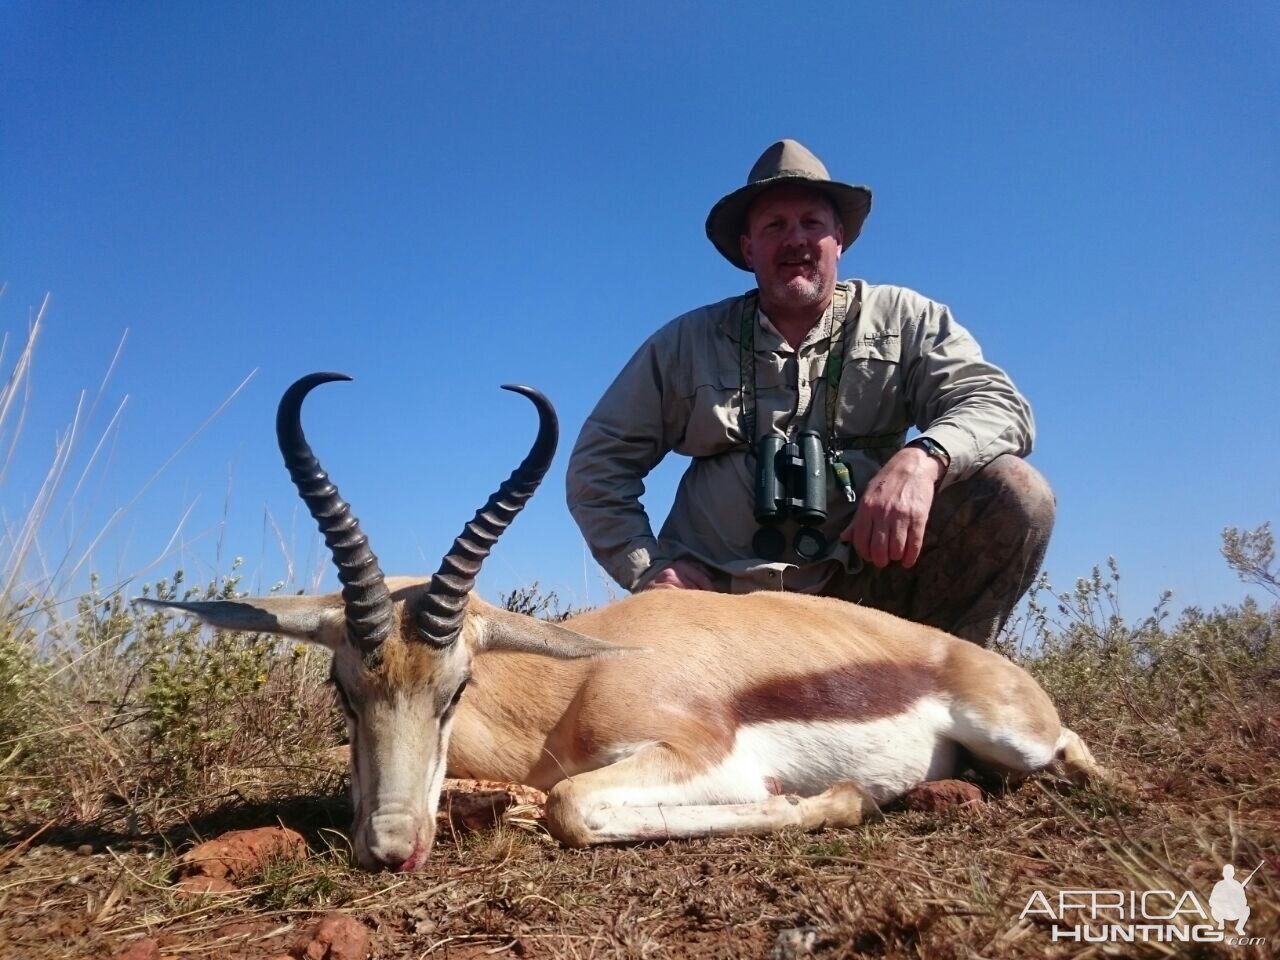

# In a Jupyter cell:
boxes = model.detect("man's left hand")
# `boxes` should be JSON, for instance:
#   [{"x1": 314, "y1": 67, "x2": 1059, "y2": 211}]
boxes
[{"x1": 840, "y1": 447, "x2": 943, "y2": 569}]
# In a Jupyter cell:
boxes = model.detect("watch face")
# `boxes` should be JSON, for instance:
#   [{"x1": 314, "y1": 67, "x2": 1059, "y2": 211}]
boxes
[{"x1": 913, "y1": 438, "x2": 946, "y2": 461}]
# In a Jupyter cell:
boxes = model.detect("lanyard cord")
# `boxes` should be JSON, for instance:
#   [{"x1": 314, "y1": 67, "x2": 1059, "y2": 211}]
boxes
[
  {"x1": 737, "y1": 292, "x2": 759, "y2": 444},
  {"x1": 737, "y1": 282, "x2": 858, "y2": 446}
]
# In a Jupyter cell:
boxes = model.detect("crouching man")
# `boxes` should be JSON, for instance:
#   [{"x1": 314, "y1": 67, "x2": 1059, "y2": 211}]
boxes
[{"x1": 567, "y1": 140, "x2": 1053, "y2": 646}]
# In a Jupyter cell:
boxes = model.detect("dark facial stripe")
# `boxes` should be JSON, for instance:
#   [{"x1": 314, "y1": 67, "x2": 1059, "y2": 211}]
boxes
[
  {"x1": 330, "y1": 668, "x2": 357, "y2": 718},
  {"x1": 732, "y1": 662, "x2": 935, "y2": 725}
]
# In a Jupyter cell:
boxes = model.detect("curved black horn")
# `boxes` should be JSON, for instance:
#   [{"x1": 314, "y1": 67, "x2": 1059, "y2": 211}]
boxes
[
  {"x1": 277, "y1": 373, "x2": 393, "y2": 654},
  {"x1": 412, "y1": 385, "x2": 558, "y2": 646}
]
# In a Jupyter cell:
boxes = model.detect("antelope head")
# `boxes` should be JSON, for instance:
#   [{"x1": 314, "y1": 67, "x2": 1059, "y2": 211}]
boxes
[{"x1": 136, "y1": 373, "x2": 614, "y2": 871}]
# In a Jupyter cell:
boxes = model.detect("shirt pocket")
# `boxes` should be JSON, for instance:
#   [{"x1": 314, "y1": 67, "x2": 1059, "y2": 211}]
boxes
[
  {"x1": 676, "y1": 362, "x2": 789, "y2": 455},
  {"x1": 676, "y1": 370, "x2": 745, "y2": 455},
  {"x1": 836, "y1": 332, "x2": 905, "y2": 434}
]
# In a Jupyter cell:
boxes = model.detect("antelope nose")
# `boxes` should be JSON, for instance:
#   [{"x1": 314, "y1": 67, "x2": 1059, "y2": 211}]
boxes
[{"x1": 364, "y1": 812, "x2": 419, "y2": 871}]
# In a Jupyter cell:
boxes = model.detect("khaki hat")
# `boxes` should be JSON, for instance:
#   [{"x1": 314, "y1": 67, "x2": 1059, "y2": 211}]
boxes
[{"x1": 705, "y1": 139, "x2": 872, "y2": 271}]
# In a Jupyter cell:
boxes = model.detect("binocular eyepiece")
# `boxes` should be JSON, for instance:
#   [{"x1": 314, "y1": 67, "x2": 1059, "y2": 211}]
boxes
[{"x1": 752, "y1": 431, "x2": 830, "y2": 562}]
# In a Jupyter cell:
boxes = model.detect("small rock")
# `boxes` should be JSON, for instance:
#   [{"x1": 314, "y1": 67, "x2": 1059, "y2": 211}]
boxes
[
  {"x1": 898, "y1": 779, "x2": 984, "y2": 813},
  {"x1": 771, "y1": 926, "x2": 818, "y2": 959},
  {"x1": 437, "y1": 778, "x2": 547, "y2": 832},
  {"x1": 115, "y1": 937, "x2": 161, "y2": 960},
  {"x1": 77, "y1": 843, "x2": 95, "y2": 856},
  {"x1": 293, "y1": 913, "x2": 371, "y2": 960},
  {"x1": 177, "y1": 826, "x2": 307, "y2": 883}
]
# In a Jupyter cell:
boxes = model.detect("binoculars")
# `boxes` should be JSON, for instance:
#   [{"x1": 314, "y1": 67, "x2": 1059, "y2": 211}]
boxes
[{"x1": 751, "y1": 431, "x2": 830, "y2": 562}]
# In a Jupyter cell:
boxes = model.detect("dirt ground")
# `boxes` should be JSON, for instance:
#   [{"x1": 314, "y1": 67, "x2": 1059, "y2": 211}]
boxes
[{"x1": 3, "y1": 719, "x2": 1277, "y2": 960}]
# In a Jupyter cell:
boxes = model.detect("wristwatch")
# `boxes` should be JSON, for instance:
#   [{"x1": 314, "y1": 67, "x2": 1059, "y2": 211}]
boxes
[{"x1": 906, "y1": 436, "x2": 950, "y2": 476}]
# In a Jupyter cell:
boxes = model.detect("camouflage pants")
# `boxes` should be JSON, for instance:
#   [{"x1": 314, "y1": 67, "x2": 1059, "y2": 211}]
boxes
[{"x1": 827, "y1": 455, "x2": 1055, "y2": 647}]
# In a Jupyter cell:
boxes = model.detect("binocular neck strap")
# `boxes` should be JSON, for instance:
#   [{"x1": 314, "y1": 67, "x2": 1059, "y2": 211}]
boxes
[
  {"x1": 737, "y1": 291, "x2": 760, "y2": 444},
  {"x1": 736, "y1": 282, "x2": 861, "y2": 447},
  {"x1": 823, "y1": 281, "x2": 859, "y2": 439}
]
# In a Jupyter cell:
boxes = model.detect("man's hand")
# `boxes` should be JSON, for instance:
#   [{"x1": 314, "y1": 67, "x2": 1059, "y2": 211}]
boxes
[
  {"x1": 643, "y1": 559, "x2": 716, "y2": 591},
  {"x1": 841, "y1": 447, "x2": 944, "y2": 569}
]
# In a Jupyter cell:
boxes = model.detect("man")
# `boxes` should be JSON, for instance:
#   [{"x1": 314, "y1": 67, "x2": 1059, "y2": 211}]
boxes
[{"x1": 566, "y1": 140, "x2": 1053, "y2": 646}]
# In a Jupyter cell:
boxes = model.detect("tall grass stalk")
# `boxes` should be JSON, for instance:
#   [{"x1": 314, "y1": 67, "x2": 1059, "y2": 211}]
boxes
[{"x1": 0, "y1": 299, "x2": 307, "y2": 830}]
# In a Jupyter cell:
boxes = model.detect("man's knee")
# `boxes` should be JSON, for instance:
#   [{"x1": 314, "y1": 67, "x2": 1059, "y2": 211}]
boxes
[{"x1": 969, "y1": 456, "x2": 1056, "y2": 540}]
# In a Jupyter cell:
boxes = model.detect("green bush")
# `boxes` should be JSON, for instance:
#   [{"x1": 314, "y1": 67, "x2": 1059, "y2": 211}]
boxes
[
  {"x1": 999, "y1": 526, "x2": 1279, "y2": 739},
  {"x1": 0, "y1": 564, "x2": 343, "y2": 832},
  {"x1": 0, "y1": 600, "x2": 47, "y2": 770}
]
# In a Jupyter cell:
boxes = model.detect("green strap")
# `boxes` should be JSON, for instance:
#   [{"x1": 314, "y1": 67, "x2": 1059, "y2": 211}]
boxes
[
  {"x1": 821, "y1": 282, "x2": 855, "y2": 440},
  {"x1": 739, "y1": 284, "x2": 855, "y2": 445},
  {"x1": 737, "y1": 291, "x2": 758, "y2": 445},
  {"x1": 736, "y1": 282, "x2": 887, "y2": 458},
  {"x1": 829, "y1": 431, "x2": 908, "y2": 451}
]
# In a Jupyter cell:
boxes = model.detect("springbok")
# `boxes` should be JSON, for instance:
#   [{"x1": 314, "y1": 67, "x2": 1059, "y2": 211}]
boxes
[{"x1": 138, "y1": 373, "x2": 1100, "y2": 872}]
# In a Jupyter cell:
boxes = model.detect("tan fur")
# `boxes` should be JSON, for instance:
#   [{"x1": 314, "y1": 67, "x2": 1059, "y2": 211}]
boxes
[
  {"x1": 941, "y1": 637, "x2": 1061, "y2": 746},
  {"x1": 444, "y1": 589, "x2": 1067, "y2": 793},
  {"x1": 149, "y1": 575, "x2": 1092, "y2": 860}
]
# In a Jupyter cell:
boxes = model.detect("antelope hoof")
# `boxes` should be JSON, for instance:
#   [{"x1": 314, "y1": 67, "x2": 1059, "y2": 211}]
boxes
[{"x1": 801, "y1": 781, "x2": 881, "y2": 830}]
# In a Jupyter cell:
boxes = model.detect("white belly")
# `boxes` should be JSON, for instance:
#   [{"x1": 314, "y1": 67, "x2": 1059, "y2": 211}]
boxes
[{"x1": 732, "y1": 695, "x2": 956, "y2": 803}]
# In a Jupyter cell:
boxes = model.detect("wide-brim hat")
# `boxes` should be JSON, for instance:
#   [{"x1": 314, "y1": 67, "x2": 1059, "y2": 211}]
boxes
[{"x1": 705, "y1": 139, "x2": 872, "y2": 271}]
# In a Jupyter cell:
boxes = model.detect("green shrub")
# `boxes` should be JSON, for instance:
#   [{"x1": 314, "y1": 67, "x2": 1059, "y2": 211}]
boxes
[
  {"x1": 0, "y1": 600, "x2": 47, "y2": 770},
  {"x1": 999, "y1": 525, "x2": 1279, "y2": 740}
]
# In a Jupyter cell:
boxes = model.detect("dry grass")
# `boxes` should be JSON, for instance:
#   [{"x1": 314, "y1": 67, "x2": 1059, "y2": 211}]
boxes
[{"x1": 0, "y1": 556, "x2": 1274, "y2": 959}]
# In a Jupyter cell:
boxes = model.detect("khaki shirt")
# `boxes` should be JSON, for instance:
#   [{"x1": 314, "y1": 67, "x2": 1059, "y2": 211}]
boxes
[{"x1": 566, "y1": 281, "x2": 1034, "y2": 594}]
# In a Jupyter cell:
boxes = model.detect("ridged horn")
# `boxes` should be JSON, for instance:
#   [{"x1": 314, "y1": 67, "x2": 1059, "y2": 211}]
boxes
[
  {"x1": 412, "y1": 385, "x2": 557, "y2": 647},
  {"x1": 277, "y1": 373, "x2": 393, "y2": 654}
]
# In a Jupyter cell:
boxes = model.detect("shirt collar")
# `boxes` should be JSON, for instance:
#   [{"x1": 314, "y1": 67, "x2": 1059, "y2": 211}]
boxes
[{"x1": 756, "y1": 297, "x2": 835, "y2": 354}]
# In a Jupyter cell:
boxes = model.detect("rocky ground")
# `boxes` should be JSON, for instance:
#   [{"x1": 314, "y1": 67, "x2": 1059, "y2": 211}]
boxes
[{"x1": 2, "y1": 747, "x2": 1277, "y2": 960}]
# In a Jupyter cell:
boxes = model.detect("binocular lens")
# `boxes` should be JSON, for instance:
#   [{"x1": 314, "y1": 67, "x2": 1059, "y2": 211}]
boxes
[
  {"x1": 793, "y1": 527, "x2": 829, "y2": 562},
  {"x1": 752, "y1": 526, "x2": 787, "y2": 561},
  {"x1": 752, "y1": 430, "x2": 832, "y2": 564}
]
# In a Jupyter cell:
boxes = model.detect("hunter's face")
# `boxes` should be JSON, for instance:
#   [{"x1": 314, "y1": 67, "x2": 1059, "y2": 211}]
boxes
[{"x1": 740, "y1": 185, "x2": 843, "y2": 316}]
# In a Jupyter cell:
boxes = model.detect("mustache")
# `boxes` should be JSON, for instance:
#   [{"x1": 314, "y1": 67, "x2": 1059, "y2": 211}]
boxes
[{"x1": 775, "y1": 250, "x2": 816, "y2": 266}]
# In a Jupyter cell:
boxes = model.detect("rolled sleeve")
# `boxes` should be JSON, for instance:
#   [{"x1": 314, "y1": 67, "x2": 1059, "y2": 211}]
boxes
[{"x1": 901, "y1": 294, "x2": 1034, "y2": 487}]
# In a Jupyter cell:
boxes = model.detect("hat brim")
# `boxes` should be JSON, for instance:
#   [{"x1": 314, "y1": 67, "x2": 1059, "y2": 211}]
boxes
[{"x1": 705, "y1": 176, "x2": 872, "y2": 271}]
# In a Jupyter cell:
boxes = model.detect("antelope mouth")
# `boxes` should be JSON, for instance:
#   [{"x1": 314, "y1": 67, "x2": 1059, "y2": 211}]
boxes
[{"x1": 360, "y1": 808, "x2": 435, "y2": 872}]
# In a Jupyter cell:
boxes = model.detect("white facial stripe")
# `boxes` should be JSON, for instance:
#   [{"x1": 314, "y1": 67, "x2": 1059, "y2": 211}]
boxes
[
  {"x1": 423, "y1": 713, "x2": 455, "y2": 823},
  {"x1": 337, "y1": 654, "x2": 472, "y2": 868}
]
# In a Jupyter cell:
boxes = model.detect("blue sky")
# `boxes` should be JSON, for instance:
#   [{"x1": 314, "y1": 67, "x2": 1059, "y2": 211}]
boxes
[{"x1": 3, "y1": 2, "x2": 1278, "y2": 619}]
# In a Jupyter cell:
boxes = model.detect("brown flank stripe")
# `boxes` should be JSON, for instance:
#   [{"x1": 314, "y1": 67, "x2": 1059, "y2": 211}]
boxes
[{"x1": 732, "y1": 662, "x2": 936, "y2": 725}]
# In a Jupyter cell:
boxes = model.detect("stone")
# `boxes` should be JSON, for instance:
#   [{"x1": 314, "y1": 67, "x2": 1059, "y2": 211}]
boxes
[
  {"x1": 115, "y1": 938, "x2": 160, "y2": 960},
  {"x1": 437, "y1": 778, "x2": 546, "y2": 832},
  {"x1": 897, "y1": 779, "x2": 984, "y2": 813},
  {"x1": 177, "y1": 826, "x2": 307, "y2": 883},
  {"x1": 770, "y1": 926, "x2": 818, "y2": 959},
  {"x1": 293, "y1": 913, "x2": 371, "y2": 960}
]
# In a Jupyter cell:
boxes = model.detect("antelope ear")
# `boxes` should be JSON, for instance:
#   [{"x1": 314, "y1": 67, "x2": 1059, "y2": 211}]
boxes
[
  {"x1": 132, "y1": 595, "x2": 347, "y2": 650},
  {"x1": 478, "y1": 607, "x2": 633, "y2": 660}
]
